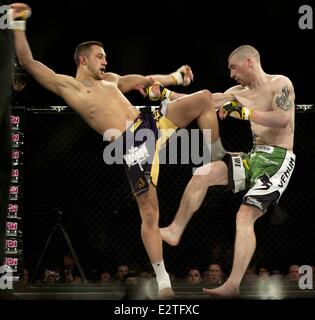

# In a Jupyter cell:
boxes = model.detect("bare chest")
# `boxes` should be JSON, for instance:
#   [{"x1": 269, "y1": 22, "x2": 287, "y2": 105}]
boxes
[
  {"x1": 233, "y1": 86, "x2": 274, "y2": 111},
  {"x1": 79, "y1": 80, "x2": 116, "y2": 101},
  {"x1": 68, "y1": 80, "x2": 129, "y2": 114}
]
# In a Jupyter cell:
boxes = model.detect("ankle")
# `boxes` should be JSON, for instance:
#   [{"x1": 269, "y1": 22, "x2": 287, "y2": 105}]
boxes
[{"x1": 152, "y1": 260, "x2": 171, "y2": 291}]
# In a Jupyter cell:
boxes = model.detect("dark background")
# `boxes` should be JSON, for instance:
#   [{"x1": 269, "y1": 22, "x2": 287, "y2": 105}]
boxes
[
  {"x1": 11, "y1": 0, "x2": 315, "y2": 281},
  {"x1": 20, "y1": 0, "x2": 314, "y2": 106}
]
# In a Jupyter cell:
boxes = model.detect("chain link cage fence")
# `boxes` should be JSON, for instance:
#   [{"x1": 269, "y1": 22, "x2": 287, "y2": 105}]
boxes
[{"x1": 20, "y1": 107, "x2": 315, "y2": 283}]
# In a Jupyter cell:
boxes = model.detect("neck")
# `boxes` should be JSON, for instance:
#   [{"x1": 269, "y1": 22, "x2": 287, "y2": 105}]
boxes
[
  {"x1": 76, "y1": 70, "x2": 96, "y2": 87},
  {"x1": 76, "y1": 68, "x2": 94, "y2": 82},
  {"x1": 248, "y1": 66, "x2": 268, "y2": 90}
]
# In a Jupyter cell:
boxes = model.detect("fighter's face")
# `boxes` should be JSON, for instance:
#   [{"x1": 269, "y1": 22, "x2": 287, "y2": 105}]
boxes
[
  {"x1": 86, "y1": 45, "x2": 107, "y2": 80},
  {"x1": 228, "y1": 56, "x2": 250, "y2": 87}
]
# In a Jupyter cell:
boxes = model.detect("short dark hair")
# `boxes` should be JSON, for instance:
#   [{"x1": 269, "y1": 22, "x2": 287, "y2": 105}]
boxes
[
  {"x1": 228, "y1": 45, "x2": 261, "y2": 64},
  {"x1": 74, "y1": 41, "x2": 104, "y2": 66}
]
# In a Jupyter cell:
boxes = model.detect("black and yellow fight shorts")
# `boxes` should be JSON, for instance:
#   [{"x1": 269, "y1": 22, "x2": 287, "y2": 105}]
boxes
[{"x1": 115, "y1": 107, "x2": 177, "y2": 196}]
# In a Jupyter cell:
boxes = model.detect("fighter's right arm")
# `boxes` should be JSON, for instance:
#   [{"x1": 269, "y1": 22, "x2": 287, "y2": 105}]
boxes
[
  {"x1": 145, "y1": 84, "x2": 239, "y2": 106},
  {"x1": 14, "y1": 31, "x2": 65, "y2": 96},
  {"x1": 211, "y1": 93, "x2": 236, "y2": 110},
  {"x1": 144, "y1": 82, "x2": 186, "y2": 101},
  {"x1": 211, "y1": 85, "x2": 244, "y2": 111}
]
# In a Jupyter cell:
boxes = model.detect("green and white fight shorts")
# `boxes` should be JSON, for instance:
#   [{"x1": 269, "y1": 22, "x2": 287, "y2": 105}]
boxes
[{"x1": 222, "y1": 145, "x2": 296, "y2": 213}]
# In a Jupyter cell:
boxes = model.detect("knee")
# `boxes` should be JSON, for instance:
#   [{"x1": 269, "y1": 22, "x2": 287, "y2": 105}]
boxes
[
  {"x1": 236, "y1": 206, "x2": 260, "y2": 230},
  {"x1": 200, "y1": 89, "x2": 212, "y2": 102},
  {"x1": 140, "y1": 204, "x2": 159, "y2": 229},
  {"x1": 193, "y1": 162, "x2": 223, "y2": 187},
  {"x1": 193, "y1": 165, "x2": 213, "y2": 187},
  {"x1": 190, "y1": 174, "x2": 207, "y2": 189},
  {"x1": 196, "y1": 89, "x2": 216, "y2": 111}
]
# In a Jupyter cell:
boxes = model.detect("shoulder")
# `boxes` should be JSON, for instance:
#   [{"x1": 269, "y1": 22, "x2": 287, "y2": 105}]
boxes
[
  {"x1": 56, "y1": 74, "x2": 81, "y2": 89},
  {"x1": 270, "y1": 75, "x2": 295, "y2": 102},
  {"x1": 270, "y1": 75, "x2": 293, "y2": 88},
  {"x1": 103, "y1": 72, "x2": 120, "y2": 84},
  {"x1": 224, "y1": 85, "x2": 244, "y2": 94}
]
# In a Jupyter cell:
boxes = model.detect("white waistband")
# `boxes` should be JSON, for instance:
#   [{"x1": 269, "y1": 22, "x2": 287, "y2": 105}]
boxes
[
  {"x1": 253, "y1": 145, "x2": 275, "y2": 153},
  {"x1": 134, "y1": 106, "x2": 160, "y2": 112}
]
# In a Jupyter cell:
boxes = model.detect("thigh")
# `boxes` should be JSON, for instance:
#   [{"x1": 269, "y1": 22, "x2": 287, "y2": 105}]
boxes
[
  {"x1": 194, "y1": 160, "x2": 229, "y2": 187},
  {"x1": 165, "y1": 91, "x2": 210, "y2": 128}
]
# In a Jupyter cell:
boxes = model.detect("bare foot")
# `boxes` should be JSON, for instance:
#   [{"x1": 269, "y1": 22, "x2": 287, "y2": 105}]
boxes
[
  {"x1": 160, "y1": 226, "x2": 181, "y2": 246},
  {"x1": 158, "y1": 287, "x2": 175, "y2": 299},
  {"x1": 202, "y1": 283, "x2": 240, "y2": 298}
]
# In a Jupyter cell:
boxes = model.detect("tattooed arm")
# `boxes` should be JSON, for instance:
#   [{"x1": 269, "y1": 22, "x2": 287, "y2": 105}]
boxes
[{"x1": 251, "y1": 77, "x2": 295, "y2": 128}]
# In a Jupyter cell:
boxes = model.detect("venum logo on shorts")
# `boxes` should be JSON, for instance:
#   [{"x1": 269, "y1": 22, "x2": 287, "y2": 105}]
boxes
[
  {"x1": 123, "y1": 144, "x2": 149, "y2": 171},
  {"x1": 245, "y1": 197, "x2": 263, "y2": 210},
  {"x1": 254, "y1": 173, "x2": 273, "y2": 191},
  {"x1": 278, "y1": 157, "x2": 295, "y2": 188}
]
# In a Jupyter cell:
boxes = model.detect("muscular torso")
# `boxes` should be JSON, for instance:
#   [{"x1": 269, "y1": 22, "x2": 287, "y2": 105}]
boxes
[
  {"x1": 228, "y1": 75, "x2": 295, "y2": 150},
  {"x1": 58, "y1": 76, "x2": 139, "y2": 139}
]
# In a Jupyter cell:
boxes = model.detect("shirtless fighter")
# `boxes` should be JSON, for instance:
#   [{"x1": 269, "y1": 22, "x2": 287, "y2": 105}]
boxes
[
  {"x1": 10, "y1": 3, "x2": 226, "y2": 297},
  {"x1": 161, "y1": 45, "x2": 296, "y2": 297}
]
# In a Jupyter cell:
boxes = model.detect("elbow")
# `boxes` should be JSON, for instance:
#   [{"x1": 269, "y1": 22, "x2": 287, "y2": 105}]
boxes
[
  {"x1": 18, "y1": 58, "x2": 27, "y2": 68},
  {"x1": 18, "y1": 59, "x2": 28, "y2": 68},
  {"x1": 17, "y1": 55, "x2": 32, "y2": 69}
]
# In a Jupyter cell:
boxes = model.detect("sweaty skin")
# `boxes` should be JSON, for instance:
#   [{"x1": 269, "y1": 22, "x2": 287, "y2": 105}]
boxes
[{"x1": 225, "y1": 74, "x2": 294, "y2": 150}]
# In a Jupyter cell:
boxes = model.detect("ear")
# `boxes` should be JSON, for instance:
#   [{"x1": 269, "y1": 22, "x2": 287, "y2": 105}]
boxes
[
  {"x1": 247, "y1": 58, "x2": 253, "y2": 68},
  {"x1": 79, "y1": 55, "x2": 87, "y2": 65}
]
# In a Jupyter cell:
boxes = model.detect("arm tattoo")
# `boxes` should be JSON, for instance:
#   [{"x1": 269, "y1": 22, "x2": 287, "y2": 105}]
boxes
[{"x1": 275, "y1": 85, "x2": 293, "y2": 111}]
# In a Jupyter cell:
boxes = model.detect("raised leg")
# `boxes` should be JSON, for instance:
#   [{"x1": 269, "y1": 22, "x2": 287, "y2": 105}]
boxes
[{"x1": 161, "y1": 161, "x2": 228, "y2": 246}]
